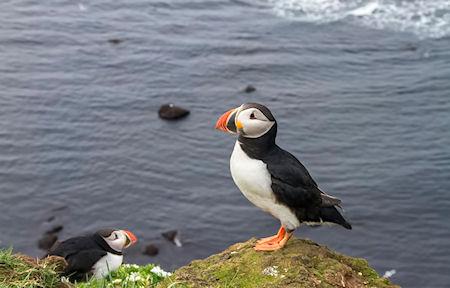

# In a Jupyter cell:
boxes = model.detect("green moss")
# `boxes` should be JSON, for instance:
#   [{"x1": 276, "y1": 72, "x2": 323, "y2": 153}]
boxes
[{"x1": 158, "y1": 238, "x2": 399, "y2": 288}]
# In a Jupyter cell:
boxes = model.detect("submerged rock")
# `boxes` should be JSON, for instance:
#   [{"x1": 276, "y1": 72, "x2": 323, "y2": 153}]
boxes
[
  {"x1": 158, "y1": 104, "x2": 190, "y2": 120},
  {"x1": 38, "y1": 233, "x2": 58, "y2": 251},
  {"x1": 38, "y1": 222, "x2": 63, "y2": 251},
  {"x1": 143, "y1": 243, "x2": 159, "y2": 256},
  {"x1": 244, "y1": 84, "x2": 256, "y2": 93},
  {"x1": 45, "y1": 225, "x2": 63, "y2": 234},
  {"x1": 46, "y1": 216, "x2": 55, "y2": 222},
  {"x1": 108, "y1": 38, "x2": 123, "y2": 44},
  {"x1": 157, "y1": 237, "x2": 399, "y2": 288}
]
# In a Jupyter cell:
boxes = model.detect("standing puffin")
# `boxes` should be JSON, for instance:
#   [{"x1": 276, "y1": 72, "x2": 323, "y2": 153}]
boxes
[
  {"x1": 48, "y1": 228, "x2": 137, "y2": 281},
  {"x1": 215, "y1": 103, "x2": 351, "y2": 251}
]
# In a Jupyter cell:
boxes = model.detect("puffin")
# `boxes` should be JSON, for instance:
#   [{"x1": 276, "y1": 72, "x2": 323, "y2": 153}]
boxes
[
  {"x1": 215, "y1": 103, "x2": 351, "y2": 251},
  {"x1": 48, "y1": 228, "x2": 137, "y2": 281}
]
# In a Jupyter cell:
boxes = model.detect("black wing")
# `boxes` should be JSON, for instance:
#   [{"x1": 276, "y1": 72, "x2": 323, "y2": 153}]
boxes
[
  {"x1": 49, "y1": 236, "x2": 96, "y2": 258},
  {"x1": 64, "y1": 249, "x2": 107, "y2": 280},
  {"x1": 265, "y1": 146, "x2": 322, "y2": 209},
  {"x1": 49, "y1": 236, "x2": 107, "y2": 281},
  {"x1": 265, "y1": 146, "x2": 351, "y2": 229}
]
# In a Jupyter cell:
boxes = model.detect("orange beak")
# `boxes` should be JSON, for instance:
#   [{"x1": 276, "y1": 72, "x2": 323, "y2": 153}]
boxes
[
  {"x1": 215, "y1": 108, "x2": 238, "y2": 133},
  {"x1": 122, "y1": 230, "x2": 138, "y2": 248}
]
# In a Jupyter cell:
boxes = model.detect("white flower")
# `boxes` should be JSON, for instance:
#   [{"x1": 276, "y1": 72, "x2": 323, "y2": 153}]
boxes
[
  {"x1": 112, "y1": 279, "x2": 122, "y2": 284},
  {"x1": 127, "y1": 272, "x2": 143, "y2": 282},
  {"x1": 151, "y1": 266, "x2": 172, "y2": 277},
  {"x1": 262, "y1": 266, "x2": 279, "y2": 277}
]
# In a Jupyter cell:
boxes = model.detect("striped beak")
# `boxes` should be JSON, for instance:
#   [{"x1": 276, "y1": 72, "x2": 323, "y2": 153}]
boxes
[
  {"x1": 215, "y1": 108, "x2": 238, "y2": 133},
  {"x1": 122, "y1": 230, "x2": 138, "y2": 248}
]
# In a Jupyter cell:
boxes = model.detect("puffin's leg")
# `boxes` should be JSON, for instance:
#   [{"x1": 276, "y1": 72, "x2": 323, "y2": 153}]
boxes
[
  {"x1": 256, "y1": 226, "x2": 285, "y2": 244},
  {"x1": 254, "y1": 229, "x2": 293, "y2": 251}
]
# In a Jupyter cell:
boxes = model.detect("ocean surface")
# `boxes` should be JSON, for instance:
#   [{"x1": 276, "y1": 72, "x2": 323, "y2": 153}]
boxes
[{"x1": 1, "y1": 0, "x2": 450, "y2": 287}]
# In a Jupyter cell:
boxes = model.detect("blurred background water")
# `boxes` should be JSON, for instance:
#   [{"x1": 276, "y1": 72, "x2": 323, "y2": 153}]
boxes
[{"x1": 1, "y1": 0, "x2": 449, "y2": 287}]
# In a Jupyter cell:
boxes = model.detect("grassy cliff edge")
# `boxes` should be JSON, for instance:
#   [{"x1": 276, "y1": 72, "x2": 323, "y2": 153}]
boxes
[{"x1": 1, "y1": 238, "x2": 399, "y2": 288}]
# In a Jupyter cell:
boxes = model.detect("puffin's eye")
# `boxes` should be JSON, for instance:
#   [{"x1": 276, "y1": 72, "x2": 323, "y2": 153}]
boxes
[
  {"x1": 113, "y1": 233, "x2": 118, "y2": 240},
  {"x1": 250, "y1": 112, "x2": 256, "y2": 119}
]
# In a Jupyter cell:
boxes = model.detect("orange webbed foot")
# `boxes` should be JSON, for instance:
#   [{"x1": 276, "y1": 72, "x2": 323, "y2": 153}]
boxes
[
  {"x1": 256, "y1": 226, "x2": 285, "y2": 245},
  {"x1": 254, "y1": 227, "x2": 293, "y2": 251}
]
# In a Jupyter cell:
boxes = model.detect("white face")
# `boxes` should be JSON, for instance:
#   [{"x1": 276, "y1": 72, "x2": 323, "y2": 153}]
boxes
[
  {"x1": 103, "y1": 230, "x2": 130, "y2": 252},
  {"x1": 235, "y1": 106, "x2": 275, "y2": 138}
]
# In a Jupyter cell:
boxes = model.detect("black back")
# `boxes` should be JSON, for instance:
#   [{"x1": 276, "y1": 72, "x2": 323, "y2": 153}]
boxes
[
  {"x1": 48, "y1": 231, "x2": 121, "y2": 281},
  {"x1": 239, "y1": 113, "x2": 351, "y2": 229}
]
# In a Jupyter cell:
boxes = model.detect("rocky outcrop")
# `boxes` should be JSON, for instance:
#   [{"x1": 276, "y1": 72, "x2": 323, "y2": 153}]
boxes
[{"x1": 158, "y1": 237, "x2": 399, "y2": 288}]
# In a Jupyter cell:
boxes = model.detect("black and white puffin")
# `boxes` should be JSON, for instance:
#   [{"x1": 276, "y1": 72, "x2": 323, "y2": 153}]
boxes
[
  {"x1": 48, "y1": 228, "x2": 137, "y2": 281},
  {"x1": 215, "y1": 103, "x2": 351, "y2": 251}
]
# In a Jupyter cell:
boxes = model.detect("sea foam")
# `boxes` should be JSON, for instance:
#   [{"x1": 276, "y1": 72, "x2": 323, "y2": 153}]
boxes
[{"x1": 267, "y1": 0, "x2": 450, "y2": 39}]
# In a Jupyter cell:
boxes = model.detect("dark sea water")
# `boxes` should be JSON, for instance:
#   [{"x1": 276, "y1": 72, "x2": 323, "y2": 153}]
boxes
[{"x1": 1, "y1": 0, "x2": 450, "y2": 287}]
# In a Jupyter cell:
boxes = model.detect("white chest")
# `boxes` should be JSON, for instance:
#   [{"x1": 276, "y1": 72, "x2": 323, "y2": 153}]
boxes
[
  {"x1": 229, "y1": 141, "x2": 300, "y2": 230},
  {"x1": 92, "y1": 253, "x2": 123, "y2": 279},
  {"x1": 230, "y1": 141, "x2": 274, "y2": 204}
]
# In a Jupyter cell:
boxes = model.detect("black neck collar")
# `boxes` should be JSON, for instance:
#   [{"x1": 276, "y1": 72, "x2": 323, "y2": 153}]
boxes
[
  {"x1": 238, "y1": 123, "x2": 277, "y2": 159},
  {"x1": 93, "y1": 234, "x2": 123, "y2": 255}
]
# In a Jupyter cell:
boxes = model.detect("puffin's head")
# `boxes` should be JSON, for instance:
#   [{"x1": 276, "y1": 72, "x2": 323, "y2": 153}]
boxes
[
  {"x1": 96, "y1": 229, "x2": 138, "y2": 252},
  {"x1": 215, "y1": 103, "x2": 276, "y2": 139}
]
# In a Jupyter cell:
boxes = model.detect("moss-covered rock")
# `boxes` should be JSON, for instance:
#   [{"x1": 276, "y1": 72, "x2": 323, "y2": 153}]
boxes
[{"x1": 158, "y1": 238, "x2": 399, "y2": 288}]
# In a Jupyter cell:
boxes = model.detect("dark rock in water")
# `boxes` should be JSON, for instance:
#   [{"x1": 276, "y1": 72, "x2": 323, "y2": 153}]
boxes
[
  {"x1": 143, "y1": 243, "x2": 159, "y2": 256},
  {"x1": 162, "y1": 230, "x2": 177, "y2": 241},
  {"x1": 46, "y1": 225, "x2": 63, "y2": 234},
  {"x1": 404, "y1": 43, "x2": 418, "y2": 51},
  {"x1": 38, "y1": 233, "x2": 58, "y2": 251},
  {"x1": 108, "y1": 38, "x2": 123, "y2": 44},
  {"x1": 162, "y1": 230, "x2": 182, "y2": 247},
  {"x1": 243, "y1": 85, "x2": 256, "y2": 93},
  {"x1": 158, "y1": 104, "x2": 190, "y2": 120}
]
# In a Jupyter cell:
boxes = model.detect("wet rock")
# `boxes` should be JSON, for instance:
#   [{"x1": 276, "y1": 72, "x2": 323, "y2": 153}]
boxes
[
  {"x1": 39, "y1": 222, "x2": 63, "y2": 250},
  {"x1": 162, "y1": 230, "x2": 182, "y2": 247},
  {"x1": 243, "y1": 85, "x2": 256, "y2": 93},
  {"x1": 38, "y1": 233, "x2": 58, "y2": 251},
  {"x1": 46, "y1": 225, "x2": 63, "y2": 234},
  {"x1": 143, "y1": 243, "x2": 159, "y2": 256},
  {"x1": 158, "y1": 104, "x2": 190, "y2": 120},
  {"x1": 108, "y1": 38, "x2": 123, "y2": 44},
  {"x1": 161, "y1": 230, "x2": 177, "y2": 241}
]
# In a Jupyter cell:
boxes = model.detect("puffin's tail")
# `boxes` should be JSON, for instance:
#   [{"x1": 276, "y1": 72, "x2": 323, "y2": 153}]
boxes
[{"x1": 320, "y1": 206, "x2": 352, "y2": 229}]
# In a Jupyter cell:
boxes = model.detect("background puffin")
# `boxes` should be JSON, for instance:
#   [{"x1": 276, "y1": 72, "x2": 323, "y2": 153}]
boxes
[
  {"x1": 215, "y1": 103, "x2": 351, "y2": 251},
  {"x1": 48, "y1": 228, "x2": 137, "y2": 281}
]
